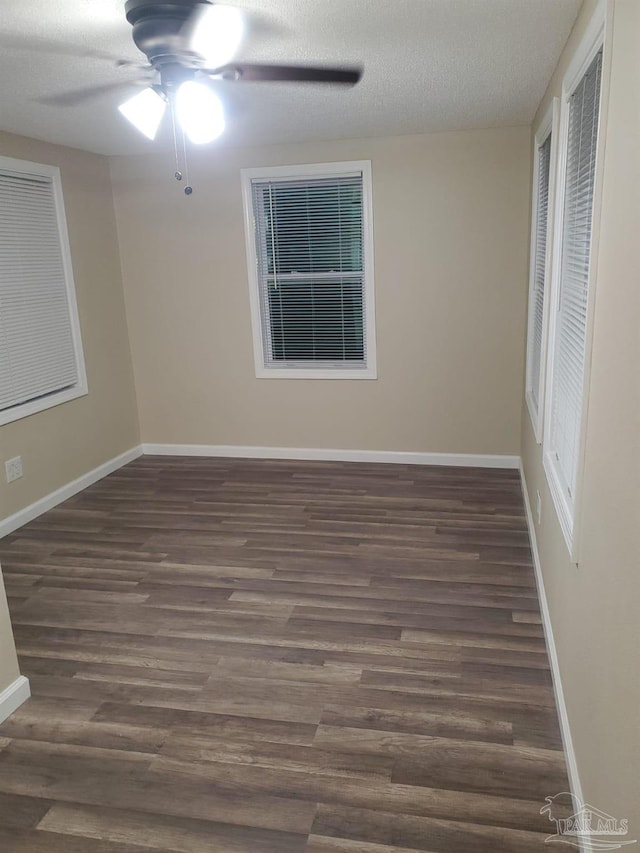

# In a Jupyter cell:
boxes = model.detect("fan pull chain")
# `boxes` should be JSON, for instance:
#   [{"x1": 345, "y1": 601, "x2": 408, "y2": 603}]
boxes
[
  {"x1": 169, "y1": 97, "x2": 193, "y2": 197},
  {"x1": 170, "y1": 99, "x2": 182, "y2": 182},
  {"x1": 180, "y1": 124, "x2": 192, "y2": 195}
]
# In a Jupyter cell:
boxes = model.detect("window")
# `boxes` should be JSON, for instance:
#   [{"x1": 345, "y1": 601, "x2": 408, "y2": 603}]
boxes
[
  {"x1": 0, "y1": 157, "x2": 87, "y2": 426},
  {"x1": 544, "y1": 35, "x2": 604, "y2": 551},
  {"x1": 525, "y1": 103, "x2": 556, "y2": 442},
  {"x1": 241, "y1": 161, "x2": 376, "y2": 379}
]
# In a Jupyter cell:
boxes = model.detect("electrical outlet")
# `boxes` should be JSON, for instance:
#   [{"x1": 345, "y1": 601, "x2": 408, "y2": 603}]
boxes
[
  {"x1": 536, "y1": 490, "x2": 542, "y2": 525},
  {"x1": 5, "y1": 456, "x2": 23, "y2": 483}
]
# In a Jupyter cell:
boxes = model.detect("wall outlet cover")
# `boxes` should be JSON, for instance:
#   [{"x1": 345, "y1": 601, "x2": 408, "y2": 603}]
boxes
[{"x1": 5, "y1": 456, "x2": 23, "y2": 483}]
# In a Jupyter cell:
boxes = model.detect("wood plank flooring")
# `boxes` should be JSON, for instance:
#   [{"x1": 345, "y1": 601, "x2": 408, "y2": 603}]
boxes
[{"x1": 0, "y1": 456, "x2": 569, "y2": 852}]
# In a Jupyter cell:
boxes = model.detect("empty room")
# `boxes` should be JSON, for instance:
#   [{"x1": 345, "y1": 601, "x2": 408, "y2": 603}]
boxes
[{"x1": 0, "y1": 0, "x2": 637, "y2": 850}]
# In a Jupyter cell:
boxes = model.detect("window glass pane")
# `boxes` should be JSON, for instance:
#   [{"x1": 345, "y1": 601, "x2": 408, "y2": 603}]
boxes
[
  {"x1": 529, "y1": 132, "x2": 552, "y2": 413},
  {"x1": 0, "y1": 170, "x2": 78, "y2": 412},
  {"x1": 252, "y1": 172, "x2": 368, "y2": 368},
  {"x1": 263, "y1": 180, "x2": 362, "y2": 276},
  {"x1": 268, "y1": 277, "x2": 364, "y2": 362},
  {"x1": 546, "y1": 47, "x2": 602, "y2": 525}
]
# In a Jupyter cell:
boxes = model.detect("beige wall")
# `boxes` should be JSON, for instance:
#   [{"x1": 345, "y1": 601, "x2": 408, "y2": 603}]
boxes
[
  {"x1": 0, "y1": 568, "x2": 19, "y2": 693},
  {"x1": 111, "y1": 127, "x2": 530, "y2": 454},
  {"x1": 521, "y1": 0, "x2": 640, "y2": 832},
  {"x1": 0, "y1": 132, "x2": 140, "y2": 522}
]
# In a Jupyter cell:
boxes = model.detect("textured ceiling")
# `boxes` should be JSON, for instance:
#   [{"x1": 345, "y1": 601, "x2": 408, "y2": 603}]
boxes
[{"x1": 0, "y1": 0, "x2": 582, "y2": 156}]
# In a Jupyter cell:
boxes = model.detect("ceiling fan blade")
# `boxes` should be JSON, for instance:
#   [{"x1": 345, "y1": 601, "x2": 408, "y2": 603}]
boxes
[
  {"x1": 38, "y1": 80, "x2": 149, "y2": 108},
  {"x1": 181, "y1": 3, "x2": 244, "y2": 68},
  {"x1": 212, "y1": 63, "x2": 362, "y2": 86},
  {"x1": 0, "y1": 33, "x2": 138, "y2": 66}
]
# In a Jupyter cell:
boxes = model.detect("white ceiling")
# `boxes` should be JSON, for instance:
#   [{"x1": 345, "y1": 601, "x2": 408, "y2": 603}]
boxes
[{"x1": 0, "y1": 0, "x2": 582, "y2": 157}]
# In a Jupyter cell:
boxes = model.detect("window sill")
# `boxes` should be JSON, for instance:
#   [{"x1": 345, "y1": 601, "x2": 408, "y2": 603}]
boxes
[
  {"x1": 255, "y1": 366, "x2": 377, "y2": 380},
  {"x1": 542, "y1": 449, "x2": 577, "y2": 560},
  {"x1": 0, "y1": 381, "x2": 88, "y2": 427},
  {"x1": 525, "y1": 391, "x2": 543, "y2": 444}
]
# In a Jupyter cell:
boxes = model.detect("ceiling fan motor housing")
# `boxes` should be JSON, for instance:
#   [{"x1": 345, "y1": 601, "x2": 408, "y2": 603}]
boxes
[{"x1": 124, "y1": 0, "x2": 210, "y2": 69}]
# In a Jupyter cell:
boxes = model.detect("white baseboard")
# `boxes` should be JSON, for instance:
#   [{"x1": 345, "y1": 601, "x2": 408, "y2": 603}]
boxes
[
  {"x1": 0, "y1": 446, "x2": 143, "y2": 539},
  {"x1": 0, "y1": 675, "x2": 30, "y2": 725},
  {"x1": 0, "y1": 442, "x2": 519, "y2": 540},
  {"x1": 519, "y1": 463, "x2": 584, "y2": 814},
  {"x1": 142, "y1": 443, "x2": 520, "y2": 469}
]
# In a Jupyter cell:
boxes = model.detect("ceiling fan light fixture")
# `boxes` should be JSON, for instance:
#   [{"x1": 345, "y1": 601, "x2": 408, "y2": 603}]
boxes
[
  {"x1": 189, "y1": 3, "x2": 244, "y2": 68},
  {"x1": 118, "y1": 87, "x2": 166, "y2": 140},
  {"x1": 176, "y1": 81, "x2": 225, "y2": 144}
]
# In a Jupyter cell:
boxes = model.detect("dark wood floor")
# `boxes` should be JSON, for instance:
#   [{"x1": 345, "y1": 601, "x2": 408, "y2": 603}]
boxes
[{"x1": 0, "y1": 456, "x2": 569, "y2": 852}]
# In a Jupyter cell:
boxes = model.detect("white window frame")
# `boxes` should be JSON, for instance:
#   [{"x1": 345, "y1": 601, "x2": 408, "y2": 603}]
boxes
[
  {"x1": 0, "y1": 156, "x2": 87, "y2": 427},
  {"x1": 525, "y1": 99, "x2": 558, "y2": 443},
  {"x1": 542, "y1": 1, "x2": 609, "y2": 558},
  {"x1": 241, "y1": 160, "x2": 377, "y2": 380}
]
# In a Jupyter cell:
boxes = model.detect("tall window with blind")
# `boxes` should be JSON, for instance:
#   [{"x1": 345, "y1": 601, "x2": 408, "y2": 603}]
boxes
[
  {"x1": 242, "y1": 161, "x2": 376, "y2": 379},
  {"x1": 0, "y1": 157, "x2": 87, "y2": 426},
  {"x1": 525, "y1": 110, "x2": 554, "y2": 441},
  {"x1": 544, "y1": 47, "x2": 603, "y2": 547}
]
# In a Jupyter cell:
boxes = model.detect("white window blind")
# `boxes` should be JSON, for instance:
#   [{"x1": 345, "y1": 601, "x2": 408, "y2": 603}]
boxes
[
  {"x1": 547, "y1": 49, "x2": 603, "y2": 516},
  {"x1": 248, "y1": 171, "x2": 371, "y2": 372},
  {"x1": 0, "y1": 167, "x2": 81, "y2": 417},
  {"x1": 527, "y1": 132, "x2": 552, "y2": 423}
]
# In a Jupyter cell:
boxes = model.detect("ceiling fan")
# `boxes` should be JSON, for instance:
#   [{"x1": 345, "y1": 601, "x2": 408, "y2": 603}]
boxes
[{"x1": 48, "y1": 0, "x2": 362, "y2": 148}]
